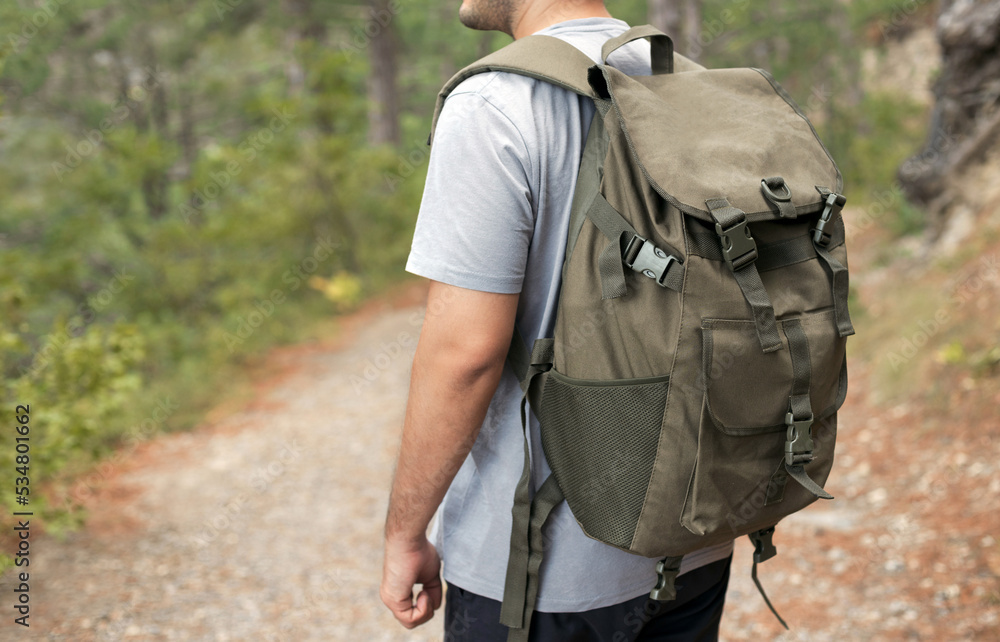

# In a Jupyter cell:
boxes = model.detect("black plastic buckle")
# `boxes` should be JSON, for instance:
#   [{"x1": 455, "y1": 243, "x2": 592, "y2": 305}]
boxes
[
  {"x1": 784, "y1": 411, "x2": 815, "y2": 466},
  {"x1": 715, "y1": 215, "x2": 757, "y2": 271},
  {"x1": 812, "y1": 192, "x2": 847, "y2": 247},
  {"x1": 750, "y1": 526, "x2": 778, "y2": 564},
  {"x1": 649, "y1": 556, "x2": 683, "y2": 602},
  {"x1": 624, "y1": 235, "x2": 677, "y2": 287}
]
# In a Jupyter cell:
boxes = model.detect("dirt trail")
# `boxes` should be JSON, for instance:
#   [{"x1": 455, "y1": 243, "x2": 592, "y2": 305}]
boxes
[
  {"x1": 2, "y1": 282, "x2": 998, "y2": 641},
  {"x1": 1, "y1": 289, "x2": 437, "y2": 641}
]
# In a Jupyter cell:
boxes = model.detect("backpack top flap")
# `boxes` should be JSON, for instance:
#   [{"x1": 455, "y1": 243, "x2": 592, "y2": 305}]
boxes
[{"x1": 589, "y1": 64, "x2": 843, "y2": 222}]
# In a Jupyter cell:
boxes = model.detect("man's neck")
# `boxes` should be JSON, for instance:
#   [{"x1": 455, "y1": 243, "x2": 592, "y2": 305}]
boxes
[{"x1": 510, "y1": 1, "x2": 613, "y2": 40}]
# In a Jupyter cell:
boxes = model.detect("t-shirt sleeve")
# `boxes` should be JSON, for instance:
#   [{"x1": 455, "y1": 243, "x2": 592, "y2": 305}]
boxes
[{"x1": 405, "y1": 85, "x2": 535, "y2": 294}]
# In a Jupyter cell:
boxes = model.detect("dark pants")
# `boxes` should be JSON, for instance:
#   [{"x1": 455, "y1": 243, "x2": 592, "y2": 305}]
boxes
[{"x1": 444, "y1": 555, "x2": 731, "y2": 642}]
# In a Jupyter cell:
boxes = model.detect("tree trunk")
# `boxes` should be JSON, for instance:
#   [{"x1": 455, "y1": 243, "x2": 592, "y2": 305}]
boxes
[
  {"x1": 648, "y1": 0, "x2": 682, "y2": 40},
  {"x1": 178, "y1": 79, "x2": 196, "y2": 177},
  {"x1": 649, "y1": 0, "x2": 703, "y2": 61},
  {"x1": 366, "y1": 0, "x2": 400, "y2": 146},
  {"x1": 682, "y1": 0, "x2": 702, "y2": 62},
  {"x1": 898, "y1": 0, "x2": 1000, "y2": 217},
  {"x1": 143, "y1": 51, "x2": 169, "y2": 220}
]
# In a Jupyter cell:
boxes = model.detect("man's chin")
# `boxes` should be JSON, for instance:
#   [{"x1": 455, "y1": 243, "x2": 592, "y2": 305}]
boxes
[
  {"x1": 458, "y1": 6, "x2": 487, "y2": 31},
  {"x1": 458, "y1": 0, "x2": 511, "y2": 33}
]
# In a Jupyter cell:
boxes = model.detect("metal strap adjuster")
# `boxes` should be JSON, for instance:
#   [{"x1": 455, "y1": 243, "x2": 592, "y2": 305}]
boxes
[
  {"x1": 812, "y1": 192, "x2": 846, "y2": 247},
  {"x1": 623, "y1": 235, "x2": 677, "y2": 287},
  {"x1": 714, "y1": 215, "x2": 758, "y2": 271}
]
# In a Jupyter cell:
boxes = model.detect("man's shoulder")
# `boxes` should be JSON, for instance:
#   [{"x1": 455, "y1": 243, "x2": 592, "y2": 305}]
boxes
[
  {"x1": 436, "y1": 67, "x2": 585, "y2": 153},
  {"x1": 444, "y1": 66, "x2": 578, "y2": 111}
]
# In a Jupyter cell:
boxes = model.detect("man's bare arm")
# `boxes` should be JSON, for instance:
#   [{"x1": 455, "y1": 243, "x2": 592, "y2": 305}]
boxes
[{"x1": 380, "y1": 280, "x2": 519, "y2": 628}]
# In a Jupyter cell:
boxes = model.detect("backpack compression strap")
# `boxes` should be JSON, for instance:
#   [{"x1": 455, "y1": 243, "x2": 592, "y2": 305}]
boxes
[
  {"x1": 501, "y1": 329, "x2": 559, "y2": 642},
  {"x1": 428, "y1": 35, "x2": 598, "y2": 145}
]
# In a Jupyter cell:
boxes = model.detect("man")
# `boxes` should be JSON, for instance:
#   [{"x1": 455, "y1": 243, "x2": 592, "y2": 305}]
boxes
[{"x1": 380, "y1": 2, "x2": 734, "y2": 639}]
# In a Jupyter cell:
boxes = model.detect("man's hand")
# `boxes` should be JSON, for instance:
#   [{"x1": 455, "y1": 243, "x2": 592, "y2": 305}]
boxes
[
  {"x1": 380, "y1": 534, "x2": 443, "y2": 628},
  {"x1": 379, "y1": 537, "x2": 441, "y2": 629}
]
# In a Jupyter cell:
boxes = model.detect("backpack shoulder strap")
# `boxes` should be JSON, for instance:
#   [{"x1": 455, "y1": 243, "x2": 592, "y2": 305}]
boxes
[
  {"x1": 429, "y1": 35, "x2": 598, "y2": 144},
  {"x1": 428, "y1": 34, "x2": 706, "y2": 144}
]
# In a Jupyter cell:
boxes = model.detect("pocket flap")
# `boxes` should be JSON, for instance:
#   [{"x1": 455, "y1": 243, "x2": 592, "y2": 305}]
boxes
[{"x1": 702, "y1": 310, "x2": 847, "y2": 435}]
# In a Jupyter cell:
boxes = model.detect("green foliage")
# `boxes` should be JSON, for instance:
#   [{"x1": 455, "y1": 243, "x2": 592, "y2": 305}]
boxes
[
  {"x1": 1, "y1": 321, "x2": 145, "y2": 522},
  {"x1": 0, "y1": 1, "x2": 420, "y2": 529},
  {"x1": 819, "y1": 91, "x2": 929, "y2": 209}
]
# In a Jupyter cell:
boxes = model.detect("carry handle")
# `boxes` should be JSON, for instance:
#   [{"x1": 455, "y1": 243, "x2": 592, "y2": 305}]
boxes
[{"x1": 601, "y1": 25, "x2": 674, "y2": 75}]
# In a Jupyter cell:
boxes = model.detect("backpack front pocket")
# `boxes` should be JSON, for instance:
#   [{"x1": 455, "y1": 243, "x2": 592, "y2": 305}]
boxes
[
  {"x1": 680, "y1": 309, "x2": 847, "y2": 538},
  {"x1": 537, "y1": 370, "x2": 670, "y2": 551}
]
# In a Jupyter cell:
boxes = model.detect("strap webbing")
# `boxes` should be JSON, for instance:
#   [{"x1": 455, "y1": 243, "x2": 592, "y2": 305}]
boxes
[
  {"x1": 686, "y1": 224, "x2": 846, "y2": 272},
  {"x1": 815, "y1": 188, "x2": 855, "y2": 338},
  {"x1": 748, "y1": 527, "x2": 788, "y2": 629},
  {"x1": 600, "y1": 25, "x2": 673, "y2": 74},
  {"x1": 782, "y1": 320, "x2": 833, "y2": 500},
  {"x1": 588, "y1": 192, "x2": 638, "y2": 298},
  {"x1": 500, "y1": 402, "x2": 534, "y2": 629},
  {"x1": 502, "y1": 474, "x2": 564, "y2": 642},
  {"x1": 814, "y1": 242, "x2": 853, "y2": 337},
  {"x1": 506, "y1": 329, "x2": 554, "y2": 392},
  {"x1": 751, "y1": 557, "x2": 789, "y2": 630},
  {"x1": 506, "y1": 327, "x2": 531, "y2": 385},
  {"x1": 563, "y1": 107, "x2": 610, "y2": 281},
  {"x1": 785, "y1": 319, "x2": 811, "y2": 404},
  {"x1": 706, "y1": 198, "x2": 782, "y2": 353},
  {"x1": 785, "y1": 462, "x2": 833, "y2": 499},
  {"x1": 586, "y1": 193, "x2": 684, "y2": 299},
  {"x1": 500, "y1": 333, "x2": 557, "y2": 635}
]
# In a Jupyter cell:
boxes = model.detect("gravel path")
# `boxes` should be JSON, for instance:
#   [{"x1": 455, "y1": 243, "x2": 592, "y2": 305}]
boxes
[
  {"x1": 2, "y1": 289, "x2": 997, "y2": 640},
  {"x1": 2, "y1": 301, "x2": 435, "y2": 641}
]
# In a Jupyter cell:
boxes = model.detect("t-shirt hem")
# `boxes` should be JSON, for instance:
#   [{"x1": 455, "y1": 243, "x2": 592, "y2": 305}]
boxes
[
  {"x1": 443, "y1": 569, "x2": 656, "y2": 613},
  {"x1": 406, "y1": 252, "x2": 523, "y2": 294},
  {"x1": 442, "y1": 539, "x2": 734, "y2": 613}
]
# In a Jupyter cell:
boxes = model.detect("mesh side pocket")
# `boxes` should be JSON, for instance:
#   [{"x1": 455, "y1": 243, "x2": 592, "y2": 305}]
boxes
[{"x1": 538, "y1": 371, "x2": 669, "y2": 551}]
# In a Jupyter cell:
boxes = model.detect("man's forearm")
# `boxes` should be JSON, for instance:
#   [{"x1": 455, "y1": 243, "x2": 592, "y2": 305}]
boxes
[{"x1": 385, "y1": 285, "x2": 517, "y2": 545}]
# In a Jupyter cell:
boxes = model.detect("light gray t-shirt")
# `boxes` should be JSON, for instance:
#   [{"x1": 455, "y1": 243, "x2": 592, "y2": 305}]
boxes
[{"x1": 406, "y1": 17, "x2": 733, "y2": 612}]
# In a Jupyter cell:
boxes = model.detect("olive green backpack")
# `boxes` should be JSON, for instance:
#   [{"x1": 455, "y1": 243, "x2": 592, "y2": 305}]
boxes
[{"x1": 430, "y1": 25, "x2": 853, "y2": 640}]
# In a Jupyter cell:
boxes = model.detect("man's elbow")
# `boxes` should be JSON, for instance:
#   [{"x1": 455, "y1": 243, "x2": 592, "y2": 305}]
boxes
[{"x1": 427, "y1": 335, "x2": 510, "y2": 386}]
